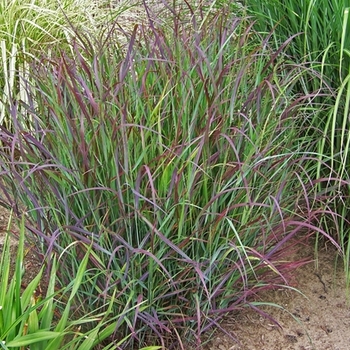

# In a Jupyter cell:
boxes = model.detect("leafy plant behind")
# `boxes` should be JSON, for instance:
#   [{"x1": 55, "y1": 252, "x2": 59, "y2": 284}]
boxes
[
  {"x1": 0, "y1": 0, "x2": 133, "y2": 128},
  {"x1": 244, "y1": 0, "x2": 350, "y2": 282}
]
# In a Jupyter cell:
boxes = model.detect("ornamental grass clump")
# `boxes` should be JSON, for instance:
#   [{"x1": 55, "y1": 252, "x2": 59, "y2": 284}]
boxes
[{"x1": 0, "y1": 2, "x2": 344, "y2": 348}]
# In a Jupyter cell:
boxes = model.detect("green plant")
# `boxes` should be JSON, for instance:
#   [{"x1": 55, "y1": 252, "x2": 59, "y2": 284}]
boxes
[
  {"x1": 0, "y1": 213, "x2": 140, "y2": 350},
  {"x1": 243, "y1": 0, "x2": 350, "y2": 79},
  {"x1": 318, "y1": 10, "x2": 350, "y2": 281},
  {"x1": 244, "y1": 0, "x2": 350, "y2": 282}
]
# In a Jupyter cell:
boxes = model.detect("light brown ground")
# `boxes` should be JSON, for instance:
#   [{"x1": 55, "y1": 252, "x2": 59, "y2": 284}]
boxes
[
  {"x1": 0, "y1": 204, "x2": 43, "y2": 290},
  {"x1": 203, "y1": 244, "x2": 350, "y2": 350}
]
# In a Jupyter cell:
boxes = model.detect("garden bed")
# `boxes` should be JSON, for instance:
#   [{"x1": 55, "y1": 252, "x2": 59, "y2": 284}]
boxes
[{"x1": 1, "y1": 1, "x2": 349, "y2": 348}]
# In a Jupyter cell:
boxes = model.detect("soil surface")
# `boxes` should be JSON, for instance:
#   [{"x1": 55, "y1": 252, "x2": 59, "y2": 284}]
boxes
[
  {"x1": 203, "y1": 245, "x2": 350, "y2": 350},
  {"x1": 1, "y1": 204, "x2": 349, "y2": 350},
  {"x1": 0, "y1": 206, "x2": 43, "y2": 288}
]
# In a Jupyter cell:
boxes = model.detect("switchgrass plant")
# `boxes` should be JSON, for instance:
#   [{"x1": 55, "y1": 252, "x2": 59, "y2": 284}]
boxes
[
  {"x1": 0, "y1": 214, "x2": 138, "y2": 350},
  {"x1": 0, "y1": 2, "x2": 344, "y2": 348},
  {"x1": 243, "y1": 0, "x2": 350, "y2": 281}
]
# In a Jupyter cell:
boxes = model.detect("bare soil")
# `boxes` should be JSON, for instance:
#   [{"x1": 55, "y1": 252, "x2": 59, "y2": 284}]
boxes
[
  {"x1": 203, "y1": 245, "x2": 350, "y2": 350},
  {"x1": 0, "y1": 205, "x2": 43, "y2": 291},
  {"x1": 1, "y1": 204, "x2": 349, "y2": 350}
]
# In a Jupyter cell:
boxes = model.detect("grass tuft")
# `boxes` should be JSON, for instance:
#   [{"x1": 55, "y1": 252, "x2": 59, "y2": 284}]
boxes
[{"x1": 0, "y1": 1, "x2": 347, "y2": 348}]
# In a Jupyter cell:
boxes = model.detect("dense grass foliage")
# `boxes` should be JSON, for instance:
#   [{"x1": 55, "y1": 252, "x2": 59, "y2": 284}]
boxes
[
  {"x1": 244, "y1": 0, "x2": 350, "y2": 281},
  {"x1": 243, "y1": 0, "x2": 350, "y2": 81},
  {"x1": 0, "y1": 2, "x2": 345, "y2": 348},
  {"x1": 0, "y1": 0, "x2": 349, "y2": 348}
]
